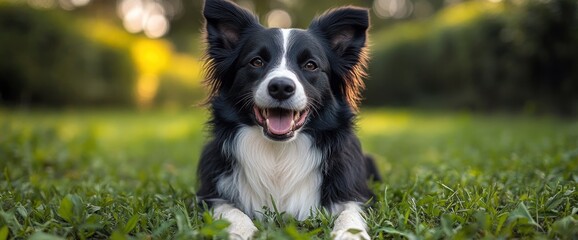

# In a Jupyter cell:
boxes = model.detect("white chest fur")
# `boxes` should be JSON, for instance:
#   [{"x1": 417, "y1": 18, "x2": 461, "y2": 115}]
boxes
[{"x1": 218, "y1": 126, "x2": 323, "y2": 220}]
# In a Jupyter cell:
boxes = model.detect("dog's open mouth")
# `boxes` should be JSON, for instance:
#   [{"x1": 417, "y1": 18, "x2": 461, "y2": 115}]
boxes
[{"x1": 253, "y1": 106, "x2": 309, "y2": 140}]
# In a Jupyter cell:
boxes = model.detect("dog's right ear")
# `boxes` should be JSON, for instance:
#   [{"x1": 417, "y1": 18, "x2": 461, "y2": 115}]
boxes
[{"x1": 203, "y1": 0, "x2": 261, "y2": 51}]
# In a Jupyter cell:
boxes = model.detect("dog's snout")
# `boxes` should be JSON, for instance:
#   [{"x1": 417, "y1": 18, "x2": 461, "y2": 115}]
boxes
[{"x1": 268, "y1": 77, "x2": 295, "y2": 100}]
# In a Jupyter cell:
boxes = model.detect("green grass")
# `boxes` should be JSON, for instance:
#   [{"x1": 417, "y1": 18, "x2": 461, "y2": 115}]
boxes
[{"x1": 1, "y1": 109, "x2": 577, "y2": 239}]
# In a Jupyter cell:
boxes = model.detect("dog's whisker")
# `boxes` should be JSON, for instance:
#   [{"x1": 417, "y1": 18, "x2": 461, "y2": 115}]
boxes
[
  {"x1": 307, "y1": 98, "x2": 322, "y2": 117},
  {"x1": 235, "y1": 92, "x2": 255, "y2": 110}
]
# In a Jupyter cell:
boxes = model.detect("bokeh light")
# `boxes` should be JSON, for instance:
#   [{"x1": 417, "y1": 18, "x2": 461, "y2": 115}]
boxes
[
  {"x1": 123, "y1": 5, "x2": 144, "y2": 33},
  {"x1": 144, "y1": 14, "x2": 169, "y2": 39},
  {"x1": 70, "y1": 0, "x2": 89, "y2": 7},
  {"x1": 58, "y1": 0, "x2": 75, "y2": 10},
  {"x1": 373, "y1": 0, "x2": 414, "y2": 19},
  {"x1": 266, "y1": 9, "x2": 292, "y2": 28},
  {"x1": 117, "y1": 0, "x2": 181, "y2": 38}
]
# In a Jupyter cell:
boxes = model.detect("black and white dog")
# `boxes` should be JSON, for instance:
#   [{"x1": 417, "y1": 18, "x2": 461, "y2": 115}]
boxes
[{"x1": 197, "y1": 0, "x2": 379, "y2": 239}]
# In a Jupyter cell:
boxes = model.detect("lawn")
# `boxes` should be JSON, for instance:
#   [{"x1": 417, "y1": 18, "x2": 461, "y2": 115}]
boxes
[{"x1": 1, "y1": 109, "x2": 577, "y2": 239}]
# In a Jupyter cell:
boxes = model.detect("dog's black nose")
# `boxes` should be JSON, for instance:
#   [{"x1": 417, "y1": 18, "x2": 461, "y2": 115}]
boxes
[{"x1": 268, "y1": 78, "x2": 295, "y2": 100}]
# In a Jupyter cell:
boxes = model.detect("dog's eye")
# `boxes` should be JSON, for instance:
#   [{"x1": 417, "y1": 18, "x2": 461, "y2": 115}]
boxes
[
  {"x1": 304, "y1": 61, "x2": 318, "y2": 71},
  {"x1": 250, "y1": 57, "x2": 264, "y2": 68}
]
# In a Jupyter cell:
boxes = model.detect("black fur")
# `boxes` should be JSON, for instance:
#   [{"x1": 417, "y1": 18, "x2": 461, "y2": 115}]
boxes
[{"x1": 197, "y1": 0, "x2": 378, "y2": 210}]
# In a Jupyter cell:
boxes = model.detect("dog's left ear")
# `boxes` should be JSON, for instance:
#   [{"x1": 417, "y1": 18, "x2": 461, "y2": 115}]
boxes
[
  {"x1": 308, "y1": 7, "x2": 369, "y2": 110},
  {"x1": 203, "y1": 0, "x2": 262, "y2": 98},
  {"x1": 203, "y1": 0, "x2": 261, "y2": 52}
]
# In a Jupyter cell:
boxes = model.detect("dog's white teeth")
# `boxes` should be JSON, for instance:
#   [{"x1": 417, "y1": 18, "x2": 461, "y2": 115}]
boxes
[
  {"x1": 262, "y1": 109, "x2": 268, "y2": 118},
  {"x1": 291, "y1": 119, "x2": 295, "y2": 130},
  {"x1": 294, "y1": 111, "x2": 300, "y2": 121},
  {"x1": 265, "y1": 119, "x2": 269, "y2": 127}
]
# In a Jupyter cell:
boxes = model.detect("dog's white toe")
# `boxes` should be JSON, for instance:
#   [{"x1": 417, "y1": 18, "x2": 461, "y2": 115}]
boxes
[
  {"x1": 228, "y1": 223, "x2": 257, "y2": 240},
  {"x1": 331, "y1": 228, "x2": 370, "y2": 240},
  {"x1": 214, "y1": 204, "x2": 257, "y2": 239}
]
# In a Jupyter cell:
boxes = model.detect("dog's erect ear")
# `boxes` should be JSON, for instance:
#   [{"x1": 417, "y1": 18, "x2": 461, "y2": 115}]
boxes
[
  {"x1": 203, "y1": 0, "x2": 261, "y2": 51},
  {"x1": 308, "y1": 7, "x2": 369, "y2": 58},
  {"x1": 308, "y1": 7, "x2": 369, "y2": 111},
  {"x1": 203, "y1": 0, "x2": 262, "y2": 99}
]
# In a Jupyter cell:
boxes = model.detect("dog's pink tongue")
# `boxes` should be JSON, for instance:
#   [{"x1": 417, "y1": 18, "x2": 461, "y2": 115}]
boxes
[{"x1": 267, "y1": 109, "x2": 293, "y2": 135}]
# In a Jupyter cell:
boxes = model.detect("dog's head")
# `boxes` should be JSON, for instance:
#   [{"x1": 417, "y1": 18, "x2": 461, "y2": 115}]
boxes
[{"x1": 203, "y1": 0, "x2": 369, "y2": 141}]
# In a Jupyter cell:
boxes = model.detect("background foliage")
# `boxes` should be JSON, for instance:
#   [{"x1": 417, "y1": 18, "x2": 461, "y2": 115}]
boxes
[
  {"x1": 0, "y1": 0, "x2": 577, "y2": 114},
  {"x1": 366, "y1": 0, "x2": 578, "y2": 115},
  {"x1": 0, "y1": 4, "x2": 135, "y2": 107}
]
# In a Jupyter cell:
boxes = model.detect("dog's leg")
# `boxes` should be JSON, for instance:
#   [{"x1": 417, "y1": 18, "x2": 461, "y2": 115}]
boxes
[
  {"x1": 214, "y1": 203, "x2": 257, "y2": 240},
  {"x1": 331, "y1": 202, "x2": 370, "y2": 240}
]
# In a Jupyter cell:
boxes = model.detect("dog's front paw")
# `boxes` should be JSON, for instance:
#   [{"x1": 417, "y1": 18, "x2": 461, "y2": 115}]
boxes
[
  {"x1": 331, "y1": 228, "x2": 370, "y2": 240},
  {"x1": 228, "y1": 222, "x2": 257, "y2": 240},
  {"x1": 214, "y1": 204, "x2": 257, "y2": 239}
]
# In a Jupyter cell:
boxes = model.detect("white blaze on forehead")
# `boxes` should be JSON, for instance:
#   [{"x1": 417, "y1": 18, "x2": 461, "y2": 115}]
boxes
[
  {"x1": 254, "y1": 28, "x2": 307, "y2": 110},
  {"x1": 279, "y1": 28, "x2": 291, "y2": 72}
]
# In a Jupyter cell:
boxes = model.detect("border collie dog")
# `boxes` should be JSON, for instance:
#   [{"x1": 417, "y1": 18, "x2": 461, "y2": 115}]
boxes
[{"x1": 198, "y1": 0, "x2": 379, "y2": 239}]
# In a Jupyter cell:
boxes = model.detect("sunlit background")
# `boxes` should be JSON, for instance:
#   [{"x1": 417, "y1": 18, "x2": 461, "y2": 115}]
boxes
[
  {"x1": 2, "y1": 2, "x2": 578, "y2": 239},
  {"x1": 1, "y1": 0, "x2": 577, "y2": 114}
]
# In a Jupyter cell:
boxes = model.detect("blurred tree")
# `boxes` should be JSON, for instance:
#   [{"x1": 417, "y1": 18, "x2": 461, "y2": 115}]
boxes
[
  {"x1": 2, "y1": 0, "x2": 576, "y2": 113},
  {"x1": 0, "y1": 3, "x2": 136, "y2": 107},
  {"x1": 365, "y1": 0, "x2": 578, "y2": 115}
]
